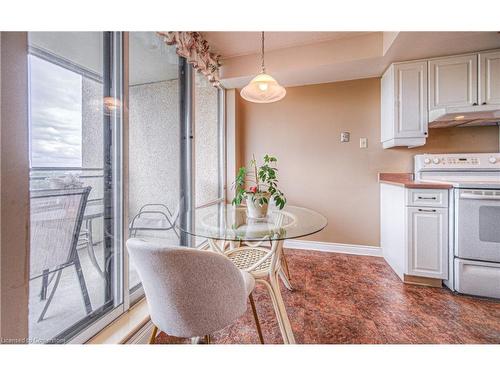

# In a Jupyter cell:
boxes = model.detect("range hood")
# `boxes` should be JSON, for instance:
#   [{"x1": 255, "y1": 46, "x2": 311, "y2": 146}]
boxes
[{"x1": 428, "y1": 104, "x2": 500, "y2": 128}]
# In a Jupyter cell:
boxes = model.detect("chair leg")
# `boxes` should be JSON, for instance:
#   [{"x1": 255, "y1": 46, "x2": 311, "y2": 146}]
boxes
[
  {"x1": 73, "y1": 252, "x2": 93, "y2": 315},
  {"x1": 149, "y1": 325, "x2": 158, "y2": 344},
  {"x1": 249, "y1": 293, "x2": 264, "y2": 344},
  {"x1": 279, "y1": 252, "x2": 293, "y2": 291},
  {"x1": 85, "y1": 219, "x2": 106, "y2": 279},
  {"x1": 281, "y1": 252, "x2": 291, "y2": 281},
  {"x1": 37, "y1": 269, "x2": 63, "y2": 322},
  {"x1": 40, "y1": 269, "x2": 49, "y2": 300}
]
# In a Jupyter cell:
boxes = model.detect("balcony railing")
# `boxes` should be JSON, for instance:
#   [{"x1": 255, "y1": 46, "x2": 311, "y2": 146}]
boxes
[{"x1": 30, "y1": 167, "x2": 104, "y2": 205}]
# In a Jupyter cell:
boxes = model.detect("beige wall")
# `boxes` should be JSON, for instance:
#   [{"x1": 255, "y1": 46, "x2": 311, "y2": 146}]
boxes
[
  {"x1": 236, "y1": 78, "x2": 499, "y2": 246},
  {"x1": 0, "y1": 32, "x2": 30, "y2": 341}
]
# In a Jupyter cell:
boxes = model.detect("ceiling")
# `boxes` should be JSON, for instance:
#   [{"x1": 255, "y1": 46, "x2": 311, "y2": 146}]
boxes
[
  {"x1": 202, "y1": 32, "x2": 372, "y2": 58},
  {"x1": 29, "y1": 32, "x2": 500, "y2": 89},
  {"x1": 207, "y1": 32, "x2": 500, "y2": 89}
]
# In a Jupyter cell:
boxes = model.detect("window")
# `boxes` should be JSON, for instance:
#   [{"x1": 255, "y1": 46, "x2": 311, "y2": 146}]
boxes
[
  {"x1": 28, "y1": 32, "x2": 123, "y2": 343},
  {"x1": 29, "y1": 55, "x2": 83, "y2": 168}
]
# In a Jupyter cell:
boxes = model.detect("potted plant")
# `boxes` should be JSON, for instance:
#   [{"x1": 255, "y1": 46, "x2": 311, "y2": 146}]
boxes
[{"x1": 232, "y1": 154, "x2": 287, "y2": 218}]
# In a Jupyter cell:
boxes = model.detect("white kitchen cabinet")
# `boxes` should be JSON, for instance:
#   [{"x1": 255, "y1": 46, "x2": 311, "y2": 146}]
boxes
[
  {"x1": 381, "y1": 49, "x2": 500, "y2": 149},
  {"x1": 407, "y1": 206, "x2": 448, "y2": 279},
  {"x1": 429, "y1": 54, "x2": 478, "y2": 111},
  {"x1": 479, "y1": 50, "x2": 500, "y2": 105},
  {"x1": 381, "y1": 61, "x2": 428, "y2": 149},
  {"x1": 380, "y1": 184, "x2": 449, "y2": 284}
]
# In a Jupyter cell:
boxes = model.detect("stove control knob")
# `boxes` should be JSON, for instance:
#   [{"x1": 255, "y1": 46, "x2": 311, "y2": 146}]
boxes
[
  {"x1": 489, "y1": 156, "x2": 497, "y2": 164},
  {"x1": 432, "y1": 158, "x2": 440, "y2": 164},
  {"x1": 424, "y1": 158, "x2": 431, "y2": 165}
]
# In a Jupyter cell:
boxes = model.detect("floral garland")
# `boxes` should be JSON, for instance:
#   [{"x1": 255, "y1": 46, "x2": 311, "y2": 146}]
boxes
[{"x1": 157, "y1": 32, "x2": 221, "y2": 87}]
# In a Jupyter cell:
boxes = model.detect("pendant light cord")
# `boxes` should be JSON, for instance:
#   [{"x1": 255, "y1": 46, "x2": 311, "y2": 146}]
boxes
[{"x1": 261, "y1": 31, "x2": 266, "y2": 74}]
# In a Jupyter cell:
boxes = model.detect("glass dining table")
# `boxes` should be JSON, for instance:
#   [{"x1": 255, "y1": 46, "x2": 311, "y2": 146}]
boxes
[{"x1": 176, "y1": 203, "x2": 327, "y2": 344}]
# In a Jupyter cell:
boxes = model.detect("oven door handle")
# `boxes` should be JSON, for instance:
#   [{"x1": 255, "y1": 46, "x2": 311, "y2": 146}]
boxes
[{"x1": 460, "y1": 193, "x2": 500, "y2": 200}]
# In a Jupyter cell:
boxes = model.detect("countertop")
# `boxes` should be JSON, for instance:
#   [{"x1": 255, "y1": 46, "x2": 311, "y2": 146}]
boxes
[{"x1": 378, "y1": 173, "x2": 453, "y2": 189}]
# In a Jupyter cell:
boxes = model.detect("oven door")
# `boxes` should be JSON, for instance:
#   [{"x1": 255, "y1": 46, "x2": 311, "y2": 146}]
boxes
[{"x1": 455, "y1": 189, "x2": 500, "y2": 262}]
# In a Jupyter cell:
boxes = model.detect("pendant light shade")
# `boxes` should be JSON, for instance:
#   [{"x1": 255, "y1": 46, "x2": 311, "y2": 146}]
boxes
[
  {"x1": 240, "y1": 73, "x2": 286, "y2": 103},
  {"x1": 241, "y1": 32, "x2": 286, "y2": 104}
]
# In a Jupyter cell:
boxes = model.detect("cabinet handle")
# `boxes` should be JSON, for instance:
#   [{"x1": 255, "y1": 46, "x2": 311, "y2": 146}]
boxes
[
  {"x1": 482, "y1": 102, "x2": 487, "y2": 105},
  {"x1": 417, "y1": 196, "x2": 437, "y2": 200},
  {"x1": 418, "y1": 208, "x2": 436, "y2": 212},
  {"x1": 472, "y1": 102, "x2": 478, "y2": 106}
]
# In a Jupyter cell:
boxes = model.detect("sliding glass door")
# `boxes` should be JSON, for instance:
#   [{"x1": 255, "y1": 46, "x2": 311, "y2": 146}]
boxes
[
  {"x1": 28, "y1": 32, "x2": 123, "y2": 343},
  {"x1": 27, "y1": 31, "x2": 225, "y2": 343},
  {"x1": 127, "y1": 32, "x2": 226, "y2": 291}
]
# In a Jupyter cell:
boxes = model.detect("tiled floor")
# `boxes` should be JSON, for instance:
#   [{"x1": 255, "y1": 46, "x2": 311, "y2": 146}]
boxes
[{"x1": 156, "y1": 249, "x2": 500, "y2": 344}]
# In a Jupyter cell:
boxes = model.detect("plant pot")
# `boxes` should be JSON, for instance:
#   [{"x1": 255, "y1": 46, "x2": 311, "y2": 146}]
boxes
[{"x1": 246, "y1": 192, "x2": 271, "y2": 219}]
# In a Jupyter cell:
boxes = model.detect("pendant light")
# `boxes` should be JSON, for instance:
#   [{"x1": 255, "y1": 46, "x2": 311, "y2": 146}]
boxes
[{"x1": 240, "y1": 32, "x2": 286, "y2": 103}]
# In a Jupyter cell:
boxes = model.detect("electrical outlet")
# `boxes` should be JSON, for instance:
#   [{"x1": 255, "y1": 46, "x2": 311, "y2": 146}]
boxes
[
  {"x1": 340, "y1": 132, "x2": 350, "y2": 142},
  {"x1": 360, "y1": 138, "x2": 368, "y2": 148}
]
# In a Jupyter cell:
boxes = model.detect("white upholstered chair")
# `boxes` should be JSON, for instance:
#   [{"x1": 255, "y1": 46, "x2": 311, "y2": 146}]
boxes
[{"x1": 126, "y1": 238, "x2": 264, "y2": 344}]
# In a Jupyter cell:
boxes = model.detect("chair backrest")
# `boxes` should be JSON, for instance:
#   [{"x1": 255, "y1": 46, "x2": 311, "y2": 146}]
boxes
[
  {"x1": 30, "y1": 187, "x2": 91, "y2": 279},
  {"x1": 126, "y1": 238, "x2": 248, "y2": 338}
]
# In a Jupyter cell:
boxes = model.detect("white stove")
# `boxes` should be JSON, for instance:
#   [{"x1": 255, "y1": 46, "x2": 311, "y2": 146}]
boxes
[{"x1": 414, "y1": 153, "x2": 500, "y2": 299}]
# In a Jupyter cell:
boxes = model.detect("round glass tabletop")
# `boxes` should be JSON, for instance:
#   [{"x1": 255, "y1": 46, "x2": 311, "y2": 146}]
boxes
[{"x1": 177, "y1": 204, "x2": 327, "y2": 241}]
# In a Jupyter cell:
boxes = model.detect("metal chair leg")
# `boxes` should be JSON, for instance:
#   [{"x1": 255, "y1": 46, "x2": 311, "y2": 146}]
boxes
[
  {"x1": 40, "y1": 269, "x2": 49, "y2": 300},
  {"x1": 249, "y1": 293, "x2": 264, "y2": 344},
  {"x1": 149, "y1": 325, "x2": 158, "y2": 344},
  {"x1": 38, "y1": 269, "x2": 63, "y2": 322},
  {"x1": 85, "y1": 218, "x2": 106, "y2": 279},
  {"x1": 73, "y1": 252, "x2": 93, "y2": 315}
]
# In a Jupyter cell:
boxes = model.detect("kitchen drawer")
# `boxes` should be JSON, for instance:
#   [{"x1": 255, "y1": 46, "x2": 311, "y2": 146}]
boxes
[
  {"x1": 454, "y1": 258, "x2": 500, "y2": 299},
  {"x1": 406, "y1": 189, "x2": 448, "y2": 207}
]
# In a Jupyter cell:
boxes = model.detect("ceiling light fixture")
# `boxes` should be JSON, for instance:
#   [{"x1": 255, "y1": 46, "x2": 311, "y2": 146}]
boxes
[{"x1": 240, "y1": 32, "x2": 286, "y2": 104}]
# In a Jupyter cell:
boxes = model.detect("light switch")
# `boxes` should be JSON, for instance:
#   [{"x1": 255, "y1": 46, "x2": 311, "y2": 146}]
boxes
[
  {"x1": 340, "y1": 132, "x2": 350, "y2": 142},
  {"x1": 360, "y1": 138, "x2": 368, "y2": 148}
]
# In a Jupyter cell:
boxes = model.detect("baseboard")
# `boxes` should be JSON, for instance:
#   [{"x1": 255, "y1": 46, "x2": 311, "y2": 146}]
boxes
[{"x1": 284, "y1": 239, "x2": 382, "y2": 257}]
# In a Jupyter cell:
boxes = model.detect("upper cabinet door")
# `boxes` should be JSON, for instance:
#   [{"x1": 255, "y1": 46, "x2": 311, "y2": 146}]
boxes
[
  {"x1": 479, "y1": 50, "x2": 500, "y2": 105},
  {"x1": 429, "y1": 54, "x2": 478, "y2": 110},
  {"x1": 394, "y1": 61, "x2": 428, "y2": 138}
]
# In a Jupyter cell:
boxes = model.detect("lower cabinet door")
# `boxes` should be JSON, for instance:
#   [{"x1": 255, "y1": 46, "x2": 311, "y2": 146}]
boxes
[{"x1": 407, "y1": 206, "x2": 448, "y2": 279}]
